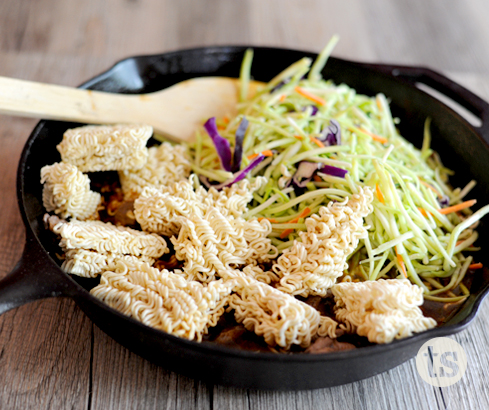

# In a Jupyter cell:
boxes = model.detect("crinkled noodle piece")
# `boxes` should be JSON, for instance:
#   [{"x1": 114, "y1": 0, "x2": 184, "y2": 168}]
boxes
[
  {"x1": 133, "y1": 178, "x2": 277, "y2": 282},
  {"x1": 57, "y1": 124, "x2": 152, "y2": 172},
  {"x1": 332, "y1": 279, "x2": 437, "y2": 344},
  {"x1": 90, "y1": 261, "x2": 233, "y2": 341},
  {"x1": 62, "y1": 249, "x2": 155, "y2": 278},
  {"x1": 41, "y1": 162, "x2": 101, "y2": 220},
  {"x1": 134, "y1": 182, "x2": 206, "y2": 237},
  {"x1": 199, "y1": 177, "x2": 267, "y2": 218},
  {"x1": 119, "y1": 142, "x2": 191, "y2": 199},
  {"x1": 171, "y1": 209, "x2": 277, "y2": 282},
  {"x1": 226, "y1": 273, "x2": 337, "y2": 349},
  {"x1": 273, "y1": 187, "x2": 374, "y2": 297},
  {"x1": 134, "y1": 177, "x2": 267, "y2": 235},
  {"x1": 52, "y1": 219, "x2": 168, "y2": 258}
]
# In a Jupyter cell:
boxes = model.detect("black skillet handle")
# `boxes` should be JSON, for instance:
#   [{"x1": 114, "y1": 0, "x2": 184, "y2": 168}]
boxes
[
  {"x1": 0, "y1": 230, "x2": 76, "y2": 315},
  {"x1": 360, "y1": 63, "x2": 489, "y2": 140}
]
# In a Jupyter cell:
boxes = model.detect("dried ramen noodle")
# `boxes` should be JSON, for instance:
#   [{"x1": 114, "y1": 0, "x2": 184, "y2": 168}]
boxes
[
  {"x1": 331, "y1": 279, "x2": 437, "y2": 343},
  {"x1": 226, "y1": 272, "x2": 338, "y2": 349},
  {"x1": 272, "y1": 187, "x2": 374, "y2": 297},
  {"x1": 41, "y1": 162, "x2": 101, "y2": 220},
  {"x1": 57, "y1": 124, "x2": 152, "y2": 172},
  {"x1": 62, "y1": 249, "x2": 155, "y2": 278},
  {"x1": 91, "y1": 260, "x2": 234, "y2": 341},
  {"x1": 119, "y1": 142, "x2": 192, "y2": 200},
  {"x1": 41, "y1": 122, "x2": 439, "y2": 350}
]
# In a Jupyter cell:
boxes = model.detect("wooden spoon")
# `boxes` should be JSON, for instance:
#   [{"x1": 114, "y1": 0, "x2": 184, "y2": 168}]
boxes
[{"x1": 0, "y1": 76, "x2": 264, "y2": 142}]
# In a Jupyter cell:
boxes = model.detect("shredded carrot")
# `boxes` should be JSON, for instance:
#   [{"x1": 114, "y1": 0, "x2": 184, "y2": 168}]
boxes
[
  {"x1": 279, "y1": 94, "x2": 287, "y2": 102},
  {"x1": 376, "y1": 96, "x2": 383, "y2": 111},
  {"x1": 247, "y1": 150, "x2": 274, "y2": 160},
  {"x1": 419, "y1": 179, "x2": 443, "y2": 198},
  {"x1": 358, "y1": 127, "x2": 389, "y2": 144},
  {"x1": 279, "y1": 207, "x2": 312, "y2": 239},
  {"x1": 290, "y1": 207, "x2": 312, "y2": 223},
  {"x1": 294, "y1": 135, "x2": 304, "y2": 140},
  {"x1": 222, "y1": 116, "x2": 230, "y2": 124},
  {"x1": 418, "y1": 207, "x2": 428, "y2": 217},
  {"x1": 376, "y1": 184, "x2": 385, "y2": 204},
  {"x1": 294, "y1": 86, "x2": 326, "y2": 106},
  {"x1": 438, "y1": 199, "x2": 477, "y2": 215},
  {"x1": 469, "y1": 263, "x2": 483, "y2": 270},
  {"x1": 310, "y1": 136, "x2": 324, "y2": 148},
  {"x1": 395, "y1": 247, "x2": 408, "y2": 278},
  {"x1": 313, "y1": 175, "x2": 322, "y2": 183},
  {"x1": 217, "y1": 125, "x2": 226, "y2": 131},
  {"x1": 258, "y1": 217, "x2": 278, "y2": 223},
  {"x1": 280, "y1": 229, "x2": 294, "y2": 239}
]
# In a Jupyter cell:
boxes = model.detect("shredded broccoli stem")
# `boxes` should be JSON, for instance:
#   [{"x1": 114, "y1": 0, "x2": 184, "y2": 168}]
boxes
[
  {"x1": 239, "y1": 49, "x2": 254, "y2": 102},
  {"x1": 185, "y1": 41, "x2": 488, "y2": 300}
]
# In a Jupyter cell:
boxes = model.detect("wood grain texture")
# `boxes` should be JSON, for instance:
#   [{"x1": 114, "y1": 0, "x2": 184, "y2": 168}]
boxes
[{"x1": 0, "y1": 1, "x2": 489, "y2": 409}]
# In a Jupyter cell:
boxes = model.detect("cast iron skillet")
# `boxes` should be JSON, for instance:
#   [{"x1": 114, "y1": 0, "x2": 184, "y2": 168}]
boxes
[{"x1": 1, "y1": 46, "x2": 489, "y2": 391}]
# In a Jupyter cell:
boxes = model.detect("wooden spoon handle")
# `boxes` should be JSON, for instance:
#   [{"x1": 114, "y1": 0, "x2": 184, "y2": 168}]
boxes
[{"x1": 0, "y1": 76, "x2": 134, "y2": 125}]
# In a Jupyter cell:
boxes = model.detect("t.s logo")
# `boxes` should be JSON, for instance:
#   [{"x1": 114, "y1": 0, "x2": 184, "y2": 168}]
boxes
[{"x1": 416, "y1": 338, "x2": 467, "y2": 387}]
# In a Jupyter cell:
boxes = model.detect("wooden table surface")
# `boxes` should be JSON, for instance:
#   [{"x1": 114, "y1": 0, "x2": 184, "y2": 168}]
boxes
[{"x1": 1, "y1": 1, "x2": 489, "y2": 409}]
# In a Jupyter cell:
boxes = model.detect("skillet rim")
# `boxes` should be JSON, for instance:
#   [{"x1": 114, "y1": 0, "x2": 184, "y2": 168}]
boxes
[{"x1": 16, "y1": 44, "x2": 489, "y2": 365}]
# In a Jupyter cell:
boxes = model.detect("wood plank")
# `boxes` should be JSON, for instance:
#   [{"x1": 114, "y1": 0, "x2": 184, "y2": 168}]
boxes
[
  {"x1": 0, "y1": 54, "x2": 107, "y2": 410},
  {"x1": 0, "y1": 299, "x2": 92, "y2": 410},
  {"x1": 90, "y1": 326, "x2": 211, "y2": 410},
  {"x1": 361, "y1": 0, "x2": 489, "y2": 73}
]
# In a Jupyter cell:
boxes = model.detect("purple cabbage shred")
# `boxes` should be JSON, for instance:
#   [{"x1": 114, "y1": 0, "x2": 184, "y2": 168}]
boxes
[
  {"x1": 206, "y1": 154, "x2": 266, "y2": 190},
  {"x1": 319, "y1": 119, "x2": 341, "y2": 146},
  {"x1": 438, "y1": 195, "x2": 450, "y2": 208},
  {"x1": 270, "y1": 78, "x2": 290, "y2": 93},
  {"x1": 204, "y1": 117, "x2": 232, "y2": 172},
  {"x1": 303, "y1": 105, "x2": 319, "y2": 116},
  {"x1": 232, "y1": 117, "x2": 248, "y2": 172},
  {"x1": 291, "y1": 161, "x2": 347, "y2": 188}
]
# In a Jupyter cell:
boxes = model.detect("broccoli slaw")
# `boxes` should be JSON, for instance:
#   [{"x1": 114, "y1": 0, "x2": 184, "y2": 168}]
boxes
[{"x1": 174, "y1": 36, "x2": 489, "y2": 303}]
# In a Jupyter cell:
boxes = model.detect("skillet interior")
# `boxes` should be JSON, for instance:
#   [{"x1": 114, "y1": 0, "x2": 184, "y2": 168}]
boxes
[{"x1": 17, "y1": 46, "x2": 489, "y2": 390}]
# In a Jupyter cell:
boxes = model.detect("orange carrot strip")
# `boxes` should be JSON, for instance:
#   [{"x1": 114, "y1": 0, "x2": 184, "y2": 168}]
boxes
[
  {"x1": 358, "y1": 127, "x2": 389, "y2": 144},
  {"x1": 279, "y1": 94, "x2": 287, "y2": 102},
  {"x1": 279, "y1": 229, "x2": 294, "y2": 239},
  {"x1": 247, "y1": 150, "x2": 274, "y2": 160},
  {"x1": 376, "y1": 96, "x2": 383, "y2": 111},
  {"x1": 294, "y1": 86, "x2": 326, "y2": 106},
  {"x1": 376, "y1": 184, "x2": 385, "y2": 204},
  {"x1": 310, "y1": 137, "x2": 324, "y2": 148},
  {"x1": 469, "y1": 263, "x2": 483, "y2": 270},
  {"x1": 396, "y1": 247, "x2": 408, "y2": 278},
  {"x1": 279, "y1": 207, "x2": 312, "y2": 239},
  {"x1": 258, "y1": 217, "x2": 278, "y2": 223},
  {"x1": 313, "y1": 175, "x2": 322, "y2": 183},
  {"x1": 438, "y1": 199, "x2": 477, "y2": 215},
  {"x1": 419, "y1": 179, "x2": 443, "y2": 198},
  {"x1": 294, "y1": 135, "x2": 304, "y2": 140},
  {"x1": 222, "y1": 116, "x2": 230, "y2": 124},
  {"x1": 287, "y1": 207, "x2": 311, "y2": 223},
  {"x1": 418, "y1": 207, "x2": 428, "y2": 217}
]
